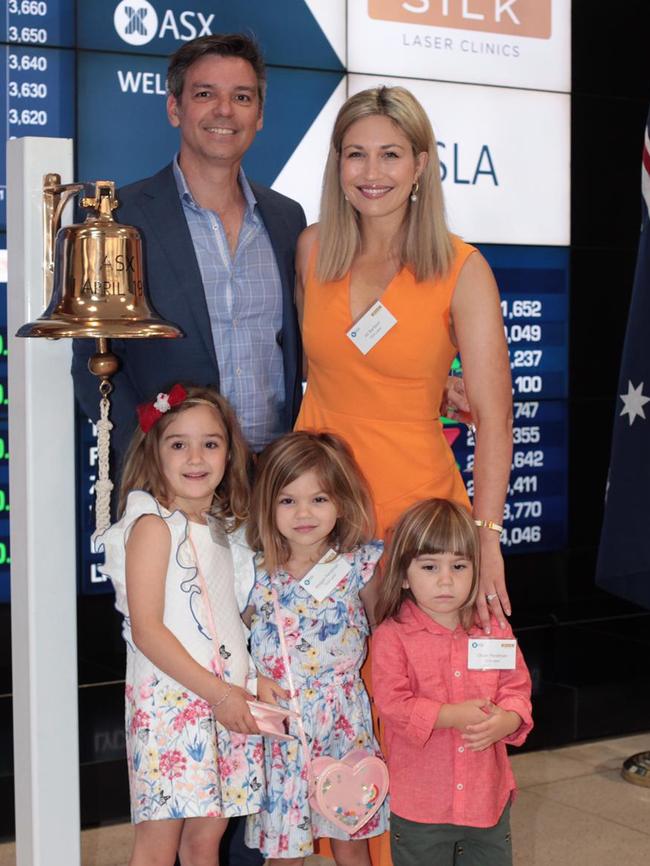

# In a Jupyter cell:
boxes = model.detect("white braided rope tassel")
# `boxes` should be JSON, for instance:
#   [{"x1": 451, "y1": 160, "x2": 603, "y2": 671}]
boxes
[{"x1": 94, "y1": 394, "x2": 114, "y2": 536}]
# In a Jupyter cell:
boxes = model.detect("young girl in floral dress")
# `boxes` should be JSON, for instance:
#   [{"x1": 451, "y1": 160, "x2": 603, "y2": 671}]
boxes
[
  {"x1": 243, "y1": 430, "x2": 389, "y2": 865},
  {"x1": 98, "y1": 384, "x2": 283, "y2": 866}
]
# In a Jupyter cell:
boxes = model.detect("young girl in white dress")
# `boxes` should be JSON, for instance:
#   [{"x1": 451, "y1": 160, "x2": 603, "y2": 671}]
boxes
[
  {"x1": 98, "y1": 384, "x2": 283, "y2": 866},
  {"x1": 243, "y1": 430, "x2": 390, "y2": 865}
]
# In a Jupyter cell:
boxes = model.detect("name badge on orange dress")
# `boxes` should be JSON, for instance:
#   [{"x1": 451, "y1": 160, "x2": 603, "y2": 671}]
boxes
[{"x1": 346, "y1": 300, "x2": 397, "y2": 355}]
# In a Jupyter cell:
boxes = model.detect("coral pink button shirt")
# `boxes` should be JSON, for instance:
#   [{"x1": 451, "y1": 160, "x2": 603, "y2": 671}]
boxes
[{"x1": 372, "y1": 599, "x2": 532, "y2": 827}]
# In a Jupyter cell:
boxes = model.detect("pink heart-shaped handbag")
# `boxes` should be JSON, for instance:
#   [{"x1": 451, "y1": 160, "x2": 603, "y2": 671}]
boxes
[{"x1": 308, "y1": 749, "x2": 389, "y2": 835}]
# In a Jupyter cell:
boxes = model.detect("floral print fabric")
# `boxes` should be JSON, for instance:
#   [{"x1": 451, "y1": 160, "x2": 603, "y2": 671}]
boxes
[
  {"x1": 245, "y1": 543, "x2": 389, "y2": 857},
  {"x1": 98, "y1": 491, "x2": 264, "y2": 823}
]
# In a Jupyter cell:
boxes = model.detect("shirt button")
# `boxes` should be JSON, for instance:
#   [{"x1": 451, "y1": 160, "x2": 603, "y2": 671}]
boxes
[
  {"x1": 454, "y1": 670, "x2": 461, "y2": 678},
  {"x1": 456, "y1": 783, "x2": 464, "y2": 790},
  {"x1": 458, "y1": 746, "x2": 465, "y2": 753},
  {"x1": 236, "y1": 368, "x2": 242, "y2": 376}
]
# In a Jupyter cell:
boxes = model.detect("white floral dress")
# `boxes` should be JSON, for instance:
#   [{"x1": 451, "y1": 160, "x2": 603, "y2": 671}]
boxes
[
  {"x1": 245, "y1": 542, "x2": 389, "y2": 858},
  {"x1": 97, "y1": 490, "x2": 264, "y2": 823}
]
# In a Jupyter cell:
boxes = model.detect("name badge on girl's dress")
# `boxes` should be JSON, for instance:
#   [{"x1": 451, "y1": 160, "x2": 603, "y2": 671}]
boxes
[
  {"x1": 468, "y1": 638, "x2": 517, "y2": 670},
  {"x1": 299, "y1": 549, "x2": 352, "y2": 601},
  {"x1": 346, "y1": 301, "x2": 397, "y2": 355}
]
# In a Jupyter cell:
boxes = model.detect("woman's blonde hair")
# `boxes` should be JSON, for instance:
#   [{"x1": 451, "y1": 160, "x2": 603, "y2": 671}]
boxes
[
  {"x1": 317, "y1": 85, "x2": 454, "y2": 284},
  {"x1": 118, "y1": 384, "x2": 250, "y2": 526},
  {"x1": 247, "y1": 430, "x2": 375, "y2": 573},
  {"x1": 375, "y1": 499, "x2": 479, "y2": 629}
]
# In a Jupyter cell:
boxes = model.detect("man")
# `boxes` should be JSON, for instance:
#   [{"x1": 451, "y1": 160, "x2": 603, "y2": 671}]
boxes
[
  {"x1": 72, "y1": 34, "x2": 305, "y2": 462},
  {"x1": 72, "y1": 33, "x2": 304, "y2": 866}
]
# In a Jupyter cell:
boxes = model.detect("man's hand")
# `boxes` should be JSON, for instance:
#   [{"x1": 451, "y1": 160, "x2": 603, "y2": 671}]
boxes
[{"x1": 441, "y1": 374, "x2": 472, "y2": 424}]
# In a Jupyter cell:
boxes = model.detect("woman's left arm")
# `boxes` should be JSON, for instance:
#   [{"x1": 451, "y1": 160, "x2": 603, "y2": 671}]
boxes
[{"x1": 451, "y1": 251, "x2": 513, "y2": 632}]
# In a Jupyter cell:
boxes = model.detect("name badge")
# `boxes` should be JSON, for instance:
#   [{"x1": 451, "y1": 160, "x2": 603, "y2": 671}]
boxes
[
  {"x1": 346, "y1": 300, "x2": 397, "y2": 355},
  {"x1": 468, "y1": 638, "x2": 517, "y2": 670},
  {"x1": 299, "y1": 549, "x2": 351, "y2": 601}
]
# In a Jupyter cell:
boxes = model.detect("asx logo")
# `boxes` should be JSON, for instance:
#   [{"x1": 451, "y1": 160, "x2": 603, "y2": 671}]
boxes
[
  {"x1": 369, "y1": 0, "x2": 551, "y2": 39},
  {"x1": 114, "y1": 1, "x2": 215, "y2": 47}
]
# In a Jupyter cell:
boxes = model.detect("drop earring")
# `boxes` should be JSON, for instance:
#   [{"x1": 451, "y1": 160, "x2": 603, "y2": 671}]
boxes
[{"x1": 410, "y1": 181, "x2": 419, "y2": 203}]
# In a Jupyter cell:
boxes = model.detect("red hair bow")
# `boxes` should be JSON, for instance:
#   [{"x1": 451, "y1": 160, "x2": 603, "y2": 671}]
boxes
[{"x1": 137, "y1": 384, "x2": 188, "y2": 433}]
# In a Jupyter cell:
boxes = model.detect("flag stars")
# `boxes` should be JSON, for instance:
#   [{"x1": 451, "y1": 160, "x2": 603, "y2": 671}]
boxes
[{"x1": 619, "y1": 380, "x2": 650, "y2": 426}]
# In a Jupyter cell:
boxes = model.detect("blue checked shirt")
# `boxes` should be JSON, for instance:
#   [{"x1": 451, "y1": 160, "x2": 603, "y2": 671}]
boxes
[{"x1": 173, "y1": 158, "x2": 285, "y2": 451}]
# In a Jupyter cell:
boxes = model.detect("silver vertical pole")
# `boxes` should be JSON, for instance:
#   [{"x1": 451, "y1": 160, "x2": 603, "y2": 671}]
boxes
[{"x1": 7, "y1": 137, "x2": 80, "y2": 866}]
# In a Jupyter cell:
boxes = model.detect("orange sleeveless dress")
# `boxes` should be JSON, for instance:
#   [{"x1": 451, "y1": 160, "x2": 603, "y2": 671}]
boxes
[
  {"x1": 296, "y1": 238, "x2": 475, "y2": 864},
  {"x1": 295, "y1": 237, "x2": 474, "y2": 538}
]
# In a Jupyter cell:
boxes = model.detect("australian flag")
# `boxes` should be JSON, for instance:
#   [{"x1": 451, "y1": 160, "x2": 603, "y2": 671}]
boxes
[{"x1": 596, "y1": 108, "x2": 650, "y2": 608}]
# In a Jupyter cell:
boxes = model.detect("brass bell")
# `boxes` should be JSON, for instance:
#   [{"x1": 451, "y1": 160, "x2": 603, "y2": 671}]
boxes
[
  {"x1": 16, "y1": 177, "x2": 182, "y2": 340},
  {"x1": 15, "y1": 175, "x2": 183, "y2": 535}
]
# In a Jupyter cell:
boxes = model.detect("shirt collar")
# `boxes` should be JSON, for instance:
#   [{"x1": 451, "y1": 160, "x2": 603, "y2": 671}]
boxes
[
  {"x1": 172, "y1": 155, "x2": 258, "y2": 216},
  {"x1": 397, "y1": 599, "x2": 496, "y2": 639},
  {"x1": 397, "y1": 598, "x2": 466, "y2": 637}
]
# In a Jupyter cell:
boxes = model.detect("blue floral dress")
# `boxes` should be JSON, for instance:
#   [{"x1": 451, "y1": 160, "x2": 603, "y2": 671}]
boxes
[
  {"x1": 245, "y1": 542, "x2": 389, "y2": 858},
  {"x1": 97, "y1": 491, "x2": 264, "y2": 823}
]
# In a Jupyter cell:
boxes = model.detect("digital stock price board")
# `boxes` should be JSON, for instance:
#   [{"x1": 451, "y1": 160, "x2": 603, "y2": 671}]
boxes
[{"x1": 1, "y1": 0, "x2": 571, "y2": 599}]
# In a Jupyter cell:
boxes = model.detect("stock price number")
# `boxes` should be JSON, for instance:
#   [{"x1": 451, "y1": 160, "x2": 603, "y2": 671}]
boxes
[
  {"x1": 500, "y1": 300, "x2": 542, "y2": 321},
  {"x1": 503, "y1": 500, "x2": 542, "y2": 522},
  {"x1": 8, "y1": 0, "x2": 48, "y2": 14},
  {"x1": 511, "y1": 350, "x2": 542, "y2": 368},
  {"x1": 464, "y1": 449, "x2": 544, "y2": 474},
  {"x1": 500, "y1": 525, "x2": 541, "y2": 549},
  {"x1": 7, "y1": 25, "x2": 48, "y2": 43},
  {"x1": 8, "y1": 108, "x2": 48, "y2": 126},
  {"x1": 8, "y1": 80, "x2": 48, "y2": 99},
  {"x1": 0, "y1": 489, "x2": 10, "y2": 513},
  {"x1": 504, "y1": 324, "x2": 542, "y2": 344},
  {"x1": 8, "y1": 53, "x2": 48, "y2": 71},
  {"x1": 0, "y1": 438, "x2": 9, "y2": 461}
]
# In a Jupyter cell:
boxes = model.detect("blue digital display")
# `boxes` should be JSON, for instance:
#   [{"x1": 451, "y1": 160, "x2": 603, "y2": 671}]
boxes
[
  {"x1": 2, "y1": 0, "x2": 74, "y2": 48},
  {"x1": 1, "y1": 4, "x2": 571, "y2": 596},
  {"x1": 1, "y1": 44, "x2": 75, "y2": 228},
  {"x1": 76, "y1": 0, "x2": 343, "y2": 71},
  {"x1": 0, "y1": 233, "x2": 8, "y2": 602},
  {"x1": 75, "y1": 50, "x2": 342, "y2": 191}
]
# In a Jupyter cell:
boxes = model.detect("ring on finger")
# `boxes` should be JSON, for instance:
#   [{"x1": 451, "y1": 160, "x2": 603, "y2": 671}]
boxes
[{"x1": 486, "y1": 593, "x2": 498, "y2": 603}]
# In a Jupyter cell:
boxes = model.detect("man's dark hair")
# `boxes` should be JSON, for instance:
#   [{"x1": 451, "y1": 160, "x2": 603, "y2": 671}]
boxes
[{"x1": 167, "y1": 33, "x2": 266, "y2": 106}]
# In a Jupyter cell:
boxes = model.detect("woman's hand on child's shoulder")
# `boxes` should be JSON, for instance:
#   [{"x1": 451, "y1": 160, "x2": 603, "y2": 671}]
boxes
[
  {"x1": 257, "y1": 674, "x2": 289, "y2": 706},
  {"x1": 211, "y1": 684, "x2": 260, "y2": 735},
  {"x1": 462, "y1": 702, "x2": 522, "y2": 751}
]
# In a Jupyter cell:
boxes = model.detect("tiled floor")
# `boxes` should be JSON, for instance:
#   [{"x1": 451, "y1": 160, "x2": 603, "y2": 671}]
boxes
[{"x1": 2, "y1": 733, "x2": 650, "y2": 865}]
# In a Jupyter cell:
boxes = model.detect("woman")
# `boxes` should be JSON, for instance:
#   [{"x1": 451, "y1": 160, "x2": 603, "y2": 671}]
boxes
[{"x1": 295, "y1": 86, "x2": 512, "y2": 632}]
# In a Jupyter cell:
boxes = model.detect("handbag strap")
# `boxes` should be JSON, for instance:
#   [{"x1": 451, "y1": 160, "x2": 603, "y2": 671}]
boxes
[
  {"x1": 187, "y1": 530, "x2": 224, "y2": 679},
  {"x1": 269, "y1": 584, "x2": 313, "y2": 777}
]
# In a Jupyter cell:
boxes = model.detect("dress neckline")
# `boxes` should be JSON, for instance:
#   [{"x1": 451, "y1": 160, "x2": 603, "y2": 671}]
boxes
[{"x1": 346, "y1": 265, "x2": 404, "y2": 326}]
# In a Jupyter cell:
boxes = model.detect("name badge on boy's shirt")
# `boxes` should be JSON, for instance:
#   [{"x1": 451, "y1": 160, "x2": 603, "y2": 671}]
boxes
[
  {"x1": 346, "y1": 300, "x2": 397, "y2": 355},
  {"x1": 299, "y1": 549, "x2": 352, "y2": 601},
  {"x1": 468, "y1": 638, "x2": 517, "y2": 670}
]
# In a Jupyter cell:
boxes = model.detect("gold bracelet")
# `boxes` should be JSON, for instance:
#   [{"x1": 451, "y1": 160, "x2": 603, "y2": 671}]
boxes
[
  {"x1": 474, "y1": 519, "x2": 504, "y2": 534},
  {"x1": 211, "y1": 684, "x2": 232, "y2": 712}
]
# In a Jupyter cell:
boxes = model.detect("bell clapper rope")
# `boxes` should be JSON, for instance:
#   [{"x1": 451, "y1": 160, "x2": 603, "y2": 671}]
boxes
[
  {"x1": 88, "y1": 337, "x2": 120, "y2": 537},
  {"x1": 95, "y1": 379, "x2": 114, "y2": 537}
]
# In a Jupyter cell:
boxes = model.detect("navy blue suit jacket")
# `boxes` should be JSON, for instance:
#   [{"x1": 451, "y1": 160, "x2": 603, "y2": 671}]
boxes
[{"x1": 71, "y1": 163, "x2": 306, "y2": 459}]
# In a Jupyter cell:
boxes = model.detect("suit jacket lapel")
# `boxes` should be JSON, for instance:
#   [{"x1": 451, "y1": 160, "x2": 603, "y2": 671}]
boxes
[
  {"x1": 135, "y1": 165, "x2": 218, "y2": 368},
  {"x1": 251, "y1": 183, "x2": 294, "y2": 300}
]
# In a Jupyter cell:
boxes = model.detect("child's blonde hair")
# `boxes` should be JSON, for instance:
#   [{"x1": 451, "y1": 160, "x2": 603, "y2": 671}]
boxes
[
  {"x1": 375, "y1": 499, "x2": 479, "y2": 629},
  {"x1": 118, "y1": 384, "x2": 250, "y2": 526},
  {"x1": 247, "y1": 430, "x2": 375, "y2": 573}
]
